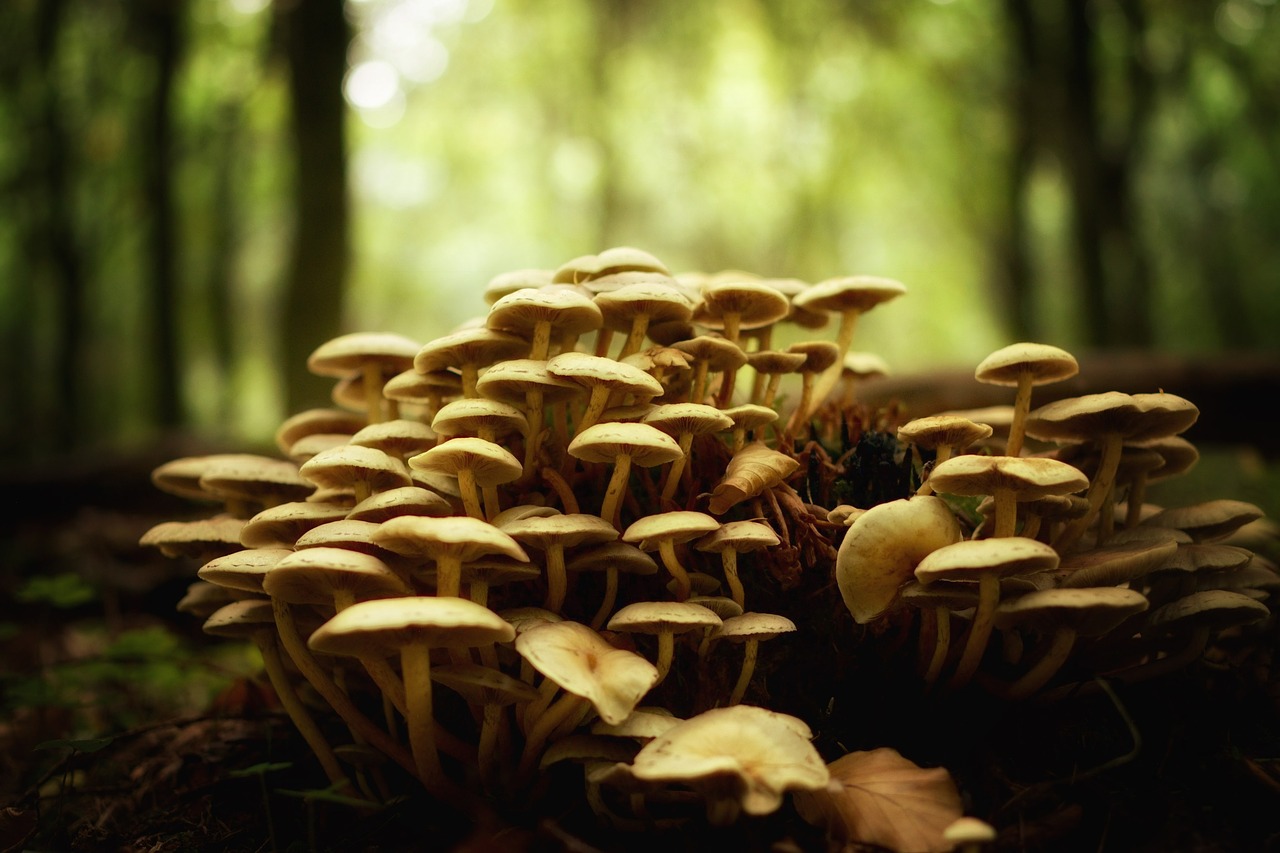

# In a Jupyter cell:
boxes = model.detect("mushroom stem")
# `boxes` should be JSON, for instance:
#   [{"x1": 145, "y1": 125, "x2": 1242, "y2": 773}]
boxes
[
  {"x1": 727, "y1": 638, "x2": 760, "y2": 705},
  {"x1": 653, "y1": 631, "x2": 676, "y2": 683},
  {"x1": 657, "y1": 540, "x2": 692, "y2": 602},
  {"x1": 361, "y1": 363, "x2": 386, "y2": 425},
  {"x1": 720, "y1": 551, "x2": 745, "y2": 610},
  {"x1": 785, "y1": 373, "x2": 816, "y2": 438},
  {"x1": 1003, "y1": 627, "x2": 1078, "y2": 700},
  {"x1": 517, "y1": 692, "x2": 589, "y2": 783},
  {"x1": 922, "y1": 606, "x2": 952, "y2": 688},
  {"x1": 435, "y1": 555, "x2": 464, "y2": 599},
  {"x1": 599, "y1": 455, "x2": 634, "y2": 531},
  {"x1": 659, "y1": 433, "x2": 694, "y2": 503},
  {"x1": 400, "y1": 642, "x2": 448, "y2": 792},
  {"x1": 542, "y1": 546, "x2": 569, "y2": 614},
  {"x1": 1004, "y1": 372, "x2": 1035, "y2": 457},
  {"x1": 457, "y1": 467, "x2": 484, "y2": 520},
  {"x1": 993, "y1": 488, "x2": 1018, "y2": 538},
  {"x1": 807, "y1": 309, "x2": 860, "y2": 419},
  {"x1": 1054, "y1": 433, "x2": 1124, "y2": 554},
  {"x1": 588, "y1": 568, "x2": 618, "y2": 631},
  {"x1": 915, "y1": 445, "x2": 955, "y2": 497},
  {"x1": 947, "y1": 573, "x2": 1000, "y2": 689}
]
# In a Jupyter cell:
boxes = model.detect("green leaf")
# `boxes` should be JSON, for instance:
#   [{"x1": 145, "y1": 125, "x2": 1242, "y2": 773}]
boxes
[
  {"x1": 229, "y1": 761, "x2": 294, "y2": 777},
  {"x1": 16, "y1": 574, "x2": 96, "y2": 609}
]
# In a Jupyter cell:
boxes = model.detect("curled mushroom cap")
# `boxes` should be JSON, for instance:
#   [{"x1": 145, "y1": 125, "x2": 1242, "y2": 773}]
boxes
[{"x1": 629, "y1": 704, "x2": 829, "y2": 824}]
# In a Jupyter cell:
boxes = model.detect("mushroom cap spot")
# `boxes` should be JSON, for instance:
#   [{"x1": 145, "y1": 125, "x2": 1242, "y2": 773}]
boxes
[
  {"x1": 791, "y1": 275, "x2": 907, "y2": 315},
  {"x1": 567, "y1": 421, "x2": 683, "y2": 467},
  {"x1": 203, "y1": 599, "x2": 276, "y2": 639},
  {"x1": 409, "y1": 437, "x2": 524, "y2": 488},
  {"x1": 263, "y1": 546, "x2": 409, "y2": 605},
  {"x1": 413, "y1": 327, "x2": 529, "y2": 374},
  {"x1": 974, "y1": 342, "x2": 1080, "y2": 387},
  {"x1": 348, "y1": 419, "x2": 437, "y2": 458},
  {"x1": 641, "y1": 403, "x2": 735, "y2": 437},
  {"x1": 198, "y1": 548, "x2": 293, "y2": 594},
  {"x1": 623, "y1": 511, "x2": 722, "y2": 549},
  {"x1": 306, "y1": 331, "x2": 420, "y2": 378},
  {"x1": 993, "y1": 587, "x2": 1149, "y2": 636},
  {"x1": 695, "y1": 520, "x2": 781, "y2": 554},
  {"x1": 346, "y1": 486, "x2": 455, "y2": 523},
  {"x1": 1025, "y1": 391, "x2": 1199, "y2": 444},
  {"x1": 592, "y1": 277, "x2": 693, "y2": 331},
  {"x1": 474, "y1": 358, "x2": 583, "y2": 405},
  {"x1": 546, "y1": 352, "x2": 665, "y2": 397},
  {"x1": 713, "y1": 612, "x2": 797, "y2": 642},
  {"x1": 928, "y1": 454, "x2": 1088, "y2": 500},
  {"x1": 486, "y1": 287, "x2": 603, "y2": 338},
  {"x1": 915, "y1": 536, "x2": 1061, "y2": 585},
  {"x1": 897, "y1": 415, "x2": 994, "y2": 451},
  {"x1": 630, "y1": 705, "x2": 830, "y2": 816},
  {"x1": 372, "y1": 515, "x2": 529, "y2": 564},
  {"x1": 692, "y1": 281, "x2": 791, "y2": 330},
  {"x1": 515, "y1": 621, "x2": 659, "y2": 725},
  {"x1": 309, "y1": 596, "x2": 515, "y2": 657},
  {"x1": 607, "y1": 601, "x2": 723, "y2": 635},
  {"x1": 835, "y1": 496, "x2": 965, "y2": 623},
  {"x1": 298, "y1": 445, "x2": 413, "y2": 493},
  {"x1": 1141, "y1": 499, "x2": 1265, "y2": 544},
  {"x1": 239, "y1": 501, "x2": 353, "y2": 549},
  {"x1": 1143, "y1": 588, "x2": 1271, "y2": 634}
]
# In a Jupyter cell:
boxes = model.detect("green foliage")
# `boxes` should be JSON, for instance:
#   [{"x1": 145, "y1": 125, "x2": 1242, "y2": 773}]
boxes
[{"x1": 15, "y1": 573, "x2": 96, "y2": 609}]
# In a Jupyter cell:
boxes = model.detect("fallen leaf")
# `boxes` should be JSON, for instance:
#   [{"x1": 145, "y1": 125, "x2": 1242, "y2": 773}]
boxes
[
  {"x1": 708, "y1": 443, "x2": 800, "y2": 515},
  {"x1": 793, "y1": 747, "x2": 963, "y2": 853}
]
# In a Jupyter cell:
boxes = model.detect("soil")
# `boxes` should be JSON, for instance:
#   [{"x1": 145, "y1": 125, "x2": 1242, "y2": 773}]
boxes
[{"x1": 3, "y1": 437, "x2": 1279, "y2": 853}]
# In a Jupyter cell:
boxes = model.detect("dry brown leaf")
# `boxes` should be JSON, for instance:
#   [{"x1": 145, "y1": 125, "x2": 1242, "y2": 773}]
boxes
[
  {"x1": 793, "y1": 747, "x2": 964, "y2": 853},
  {"x1": 708, "y1": 443, "x2": 800, "y2": 515}
]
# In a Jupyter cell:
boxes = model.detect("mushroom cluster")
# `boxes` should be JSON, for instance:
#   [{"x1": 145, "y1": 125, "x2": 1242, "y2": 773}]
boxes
[{"x1": 144, "y1": 248, "x2": 1276, "y2": 847}]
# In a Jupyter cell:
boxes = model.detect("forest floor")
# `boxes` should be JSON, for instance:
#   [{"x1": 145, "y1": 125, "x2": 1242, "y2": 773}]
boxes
[{"x1": 3, "y1": 438, "x2": 1280, "y2": 853}]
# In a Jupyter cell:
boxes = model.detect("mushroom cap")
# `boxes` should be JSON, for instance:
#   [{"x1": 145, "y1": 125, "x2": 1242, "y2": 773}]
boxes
[
  {"x1": 1141, "y1": 499, "x2": 1265, "y2": 544},
  {"x1": 592, "y1": 276, "x2": 694, "y2": 331},
  {"x1": 943, "y1": 817, "x2": 998, "y2": 845},
  {"x1": 515, "y1": 620, "x2": 659, "y2": 725},
  {"x1": 1052, "y1": 534, "x2": 1180, "y2": 588},
  {"x1": 623, "y1": 511, "x2": 722, "y2": 550},
  {"x1": 431, "y1": 661, "x2": 541, "y2": 707},
  {"x1": 308, "y1": 596, "x2": 516, "y2": 657},
  {"x1": 293, "y1": 519, "x2": 398, "y2": 559},
  {"x1": 1142, "y1": 588, "x2": 1270, "y2": 634},
  {"x1": 474, "y1": 358, "x2": 583, "y2": 405},
  {"x1": 927, "y1": 454, "x2": 1088, "y2": 501},
  {"x1": 348, "y1": 419, "x2": 437, "y2": 459},
  {"x1": 485, "y1": 286, "x2": 603, "y2": 340},
  {"x1": 273, "y1": 409, "x2": 367, "y2": 457},
  {"x1": 993, "y1": 586, "x2": 1149, "y2": 636},
  {"x1": 641, "y1": 403, "x2": 735, "y2": 438},
  {"x1": 372, "y1": 514, "x2": 529, "y2": 564},
  {"x1": 501, "y1": 513, "x2": 620, "y2": 552},
  {"x1": 1025, "y1": 391, "x2": 1199, "y2": 444},
  {"x1": 896, "y1": 415, "x2": 993, "y2": 452},
  {"x1": 482, "y1": 268, "x2": 555, "y2": 305},
  {"x1": 430, "y1": 398, "x2": 528, "y2": 439},
  {"x1": 786, "y1": 340, "x2": 842, "y2": 374},
  {"x1": 196, "y1": 454, "x2": 316, "y2": 506},
  {"x1": 590, "y1": 246, "x2": 672, "y2": 278},
  {"x1": 721, "y1": 404, "x2": 780, "y2": 434},
  {"x1": 629, "y1": 704, "x2": 830, "y2": 817},
  {"x1": 692, "y1": 281, "x2": 791, "y2": 332},
  {"x1": 262, "y1": 546, "x2": 410, "y2": 606},
  {"x1": 298, "y1": 445, "x2": 413, "y2": 493},
  {"x1": 239, "y1": 501, "x2": 352, "y2": 549},
  {"x1": 381, "y1": 367, "x2": 464, "y2": 403},
  {"x1": 306, "y1": 331, "x2": 420, "y2": 379},
  {"x1": 413, "y1": 327, "x2": 528, "y2": 374},
  {"x1": 607, "y1": 601, "x2": 724, "y2": 635},
  {"x1": 409, "y1": 437, "x2": 523, "y2": 488},
  {"x1": 566, "y1": 541, "x2": 660, "y2": 576},
  {"x1": 707, "y1": 442, "x2": 802, "y2": 516},
  {"x1": 567, "y1": 421, "x2": 683, "y2": 467},
  {"x1": 671, "y1": 334, "x2": 749, "y2": 373},
  {"x1": 746, "y1": 350, "x2": 808, "y2": 376},
  {"x1": 591, "y1": 706, "x2": 682, "y2": 740},
  {"x1": 345, "y1": 486, "x2": 455, "y2": 523},
  {"x1": 712, "y1": 612, "x2": 797, "y2": 643},
  {"x1": 695, "y1": 520, "x2": 781, "y2": 555},
  {"x1": 198, "y1": 548, "x2": 292, "y2": 594},
  {"x1": 791, "y1": 275, "x2": 907, "y2": 315},
  {"x1": 915, "y1": 537, "x2": 1061, "y2": 585},
  {"x1": 835, "y1": 496, "x2": 965, "y2": 623},
  {"x1": 974, "y1": 342, "x2": 1079, "y2": 387},
  {"x1": 546, "y1": 351, "x2": 664, "y2": 398},
  {"x1": 203, "y1": 599, "x2": 276, "y2": 640},
  {"x1": 139, "y1": 515, "x2": 247, "y2": 561}
]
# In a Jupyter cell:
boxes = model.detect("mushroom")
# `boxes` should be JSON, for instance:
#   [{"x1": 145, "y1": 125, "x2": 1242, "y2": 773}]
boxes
[
  {"x1": 927, "y1": 454, "x2": 1089, "y2": 540},
  {"x1": 782, "y1": 340, "x2": 841, "y2": 438},
  {"x1": 693, "y1": 520, "x2": 780, "y2": 609},
  {"x1": 591, "y1": 274, "x2": 694, "y2": 361},
  {"x1": 413, "y1": 327, "x2": 527, "y2": 399},
  {"x1": 641, "y1": 403, "x2": 735, "y2": 503},
  {"x1": 712, "y1": 612, "x2": 798, "y2": 705},
  {"x1": 973, "y1": 342, "x2": 1079, "y2": 457},
  {"x1": 607, "y1": 600, "x2": 723, "y2": 685},
  {"x1": 408, "y1": 436, "x2": 523, "y2": 521},
  {"x1": 622, "y1": 510, "x2": 722, "y2": 601},
  {"x1": 566, "y1": 422, "x2": 683, "y2": 530},
  {"x1": 306, "y1": 331, "x2": 420, "y2": 424},
  {"x1": 566, "y1": 540, "x2": 660, "y2": 630},
  {"x1": 895, "y1": 415, "x2": 994, "y2": 497},
  {"x1": 500, "y1": 513, "x2": 620, "y2": 615},
  {"x1": 546, "y1": 351, "x2": 664, "y2": 434},
  {"x1": 297, "y1": 444, "x2": 412, "y2": 505},
  {"x1": 372, "y1": 514, "x2": 529, "y2": 599},
  {"x1": 485, "y1": 285, "x2": 603, "y2": 361}
]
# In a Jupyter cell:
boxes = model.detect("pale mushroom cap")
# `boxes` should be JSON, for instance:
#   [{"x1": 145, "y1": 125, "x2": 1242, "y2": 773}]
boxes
[
  {"x1": 262, "y1": 546, "x2": 409, "y2": 605},
  {"x1": 348, "y1": 419, "x2": 437, "y2": 458},
  {"x1": 1142, "y1": 499, "x2": 1265, "y2": 544},
  {"x1": 474, "y1": 358, "x2": 582, "y2": 405},
  {"x1": 198, "y1": 548, "x2": 292, "y2": 594},
  {"x1": 203, "y1": 599, "x2": 277, "y2": 639},
  {"x1": 641, "y1": 403, "x2": 735, "y2": 438},
  {"x1": 306, "y1": 331, "x2": 420, "y2": 378},
  {"x1": 408, "y1": 437, "x2": 524, "y2": 488},
  {"x1": 153, "y1": 454, "x2": 274, "y2": 504},
  {"x1": 590, "y1": 245, "x2": 672, "y2": 278},
  {"x1": 974, "y1": 342, "x2": 1079, "y2": 387},
  {"x1": 430, "y1": 398, "x2": 528, "y2": 439},
  {"x1": 695, "y1": 520, "x2": 781, "y2": 554},
  {"x1": 485, "y1": 286, "x2": 603, "y2": 339},
  {"x1": 565, "y1": 541, "x2": 660, "y2": 576},
  {"x1": 591, "y1": 706, "x2": 682, "y2": 740},
  {"x1": 430, "y1": 662, "x2": 540, "y2": 706},
  {"x1": 713, "y1": 612, "x2": 798, "y2": 642},
  {"x1": 372, "y1": 514, "x2": 529, "y2": 564},
  {"x1": 623, "y1": 511, "x2": 722, "y2": 549},
  {"x1": 239, "y1": 500, "x2": 352, "y2": 549},
  {"x1": 273, "y1": 409, "x2": 366, "y2": 457},
  {"x1": 1024, "y1": 391, "x2": 1199, "y2": 444},
  {"x1": 139, "y1": 516, "x2": 247, "y2": 560},
  {"x1": 786, "y1": 340, "x2": 842, "y2": 374},
  {"x1": 346, "y1": 486, "x2": 455, "y2": 522},
  {"x1": 515, "y1": 620, "x2": 659, "y2": 725},
  {"x1": 692, "y1": 281, "x2": 791, "y2": 331},
  {"x1": 545, "y1": 352, "x2": 665, "y2": 397},
  {"x1": 629, "y1": 705, "x2": 830, "y2": 816},
  {"x1": 746, "y1": 349, "x2": 808, "y2": 376},
  {"x1": 298, "y1": 445, "x2": 413, "y2": 493},
  {"x1": 896, "y1": 415, "x2": 994, "y2": 451},
  {"x1": 915, "y1": 536, "x2": 1061, "y2": 585},
  {"x1": 592, "y1": 278, "x2": 694, "y2": 331},
  {"x1": 412, "y1": 327, "x2": 528, "y2": 374},
  {"x1": 308, "y1": 596, "x2": 516, "y2": 657},
  {"x1": 671, "y1": 334, "x2": 749, "y2": 373},
  {"x1": 196, "y1": 454, "x2": 316, "y2": 505},
  {"x1": 483, "y1": 268, "x2": 555, "y2": 305},
  {"x1": 791, "y1": 275, "x2": 907, "y2": 314},
  {"x1": 928, "y1": 454, "x2": 1089, "y2": 500},
  {"x1": 382, "y1": 367, "x2": 464, "y2": 403},
  {"x1": 721, "y1": 404, "x2": 780, "y2": 433},
  {"x1": 943, "y1": 817, "x2": 998, "y2": 845},
  {"x1": 567, "y1": 421, "x2": 684, "y2": 467},
  {"x1": 993, "y1": 586, "x2": 1149, "y2": 636},
  {"x1": 501, "y1": 513, "x2": 621, "y2": 552},
  {"x1": 607, "y1": 601, "x2": 724, "y2": 635}
]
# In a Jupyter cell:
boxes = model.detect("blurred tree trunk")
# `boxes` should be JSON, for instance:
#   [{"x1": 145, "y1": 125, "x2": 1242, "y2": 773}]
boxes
[
  {"x1": 1000, "y1": 0, "x2": 1039, "y2": 341},
  {"x1": 133, "y1": 0, "x2": 184, "y2": 429},
  {"x1": 277, "y1": 0, "x2": 351, "y2": 415}
]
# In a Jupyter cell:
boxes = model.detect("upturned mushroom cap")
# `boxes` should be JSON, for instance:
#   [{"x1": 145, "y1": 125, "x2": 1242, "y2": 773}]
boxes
[
  {"x1": 835, "y1": 496, "x2": 965, "y2": 624},
  {"x1": 629, "y1": 704, "x2": 830, "y2": 818},
  {"x1": 515, "y1": 620, "x2": 659, "y2": 725}
]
